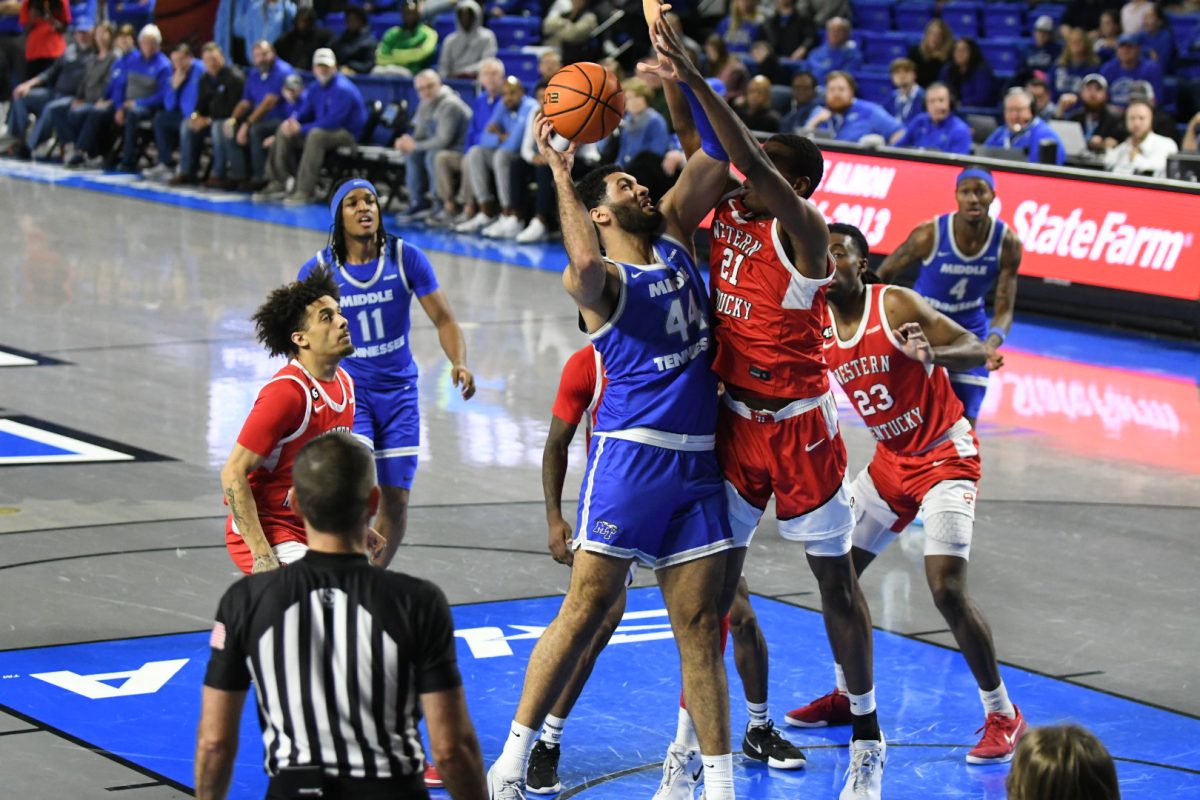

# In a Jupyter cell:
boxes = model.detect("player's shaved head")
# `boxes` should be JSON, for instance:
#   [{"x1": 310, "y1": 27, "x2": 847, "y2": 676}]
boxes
[
  {"x1": 252, "y1": 268, "x2": 340, "y2": 358},
  {"x1": 293, "y1": 433, "x2": 377, "y2": 535}
]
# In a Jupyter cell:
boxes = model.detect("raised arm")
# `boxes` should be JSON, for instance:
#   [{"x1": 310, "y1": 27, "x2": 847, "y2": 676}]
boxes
[
  {"x1": 418, "y1": 289, "x2": 476, "y2": 400},
  {"x1": 542, "y1": 416, "x2": 578, "y2": 566},
  {"x1": 884, "y1": 286, "x2": 989, "y2": 372},
  {"x1": 876, "y1": 221, "x2": 935, "y2": 283}
]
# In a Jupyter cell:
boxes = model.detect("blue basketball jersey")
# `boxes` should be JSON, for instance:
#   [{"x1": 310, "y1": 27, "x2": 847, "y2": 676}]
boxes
[
  {"x1": 912, "y1": 213, "x2": 1006, "y2": 337},
  {"x1": 299, "y1": 236, "x2": 439, "y2": 390},
  {"x1": 590, "y1": 235, "x2": 719, "y2": 439}
]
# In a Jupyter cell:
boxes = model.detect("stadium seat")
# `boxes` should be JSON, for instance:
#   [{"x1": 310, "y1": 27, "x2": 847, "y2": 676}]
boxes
[
  {"x1": 370, "y1": 12, "x2": 402, "y2": 41},
  {"x1": 1168, "y1": 13, "x2": 1200, "y2": 56},
  {"x1": 769, "y1": 85, "x2": 792, "y2": 115},
  {"x1": 983, "y1": 4, "x2": 1025, "y2": 40},
  {"x1": 941, "y1": 2, "x2": 983, "y2": 39},
  {"x1": 434, "y1": 12, "x2": 457, "y2": 42},
  {"x1": 979, "y1": 38, "x2": 1023, "y2": 74},
  {"x1": 1035, "y1": 4, "x2": 1067, "y2": 27},
  {"x1": 497, "y1": 49, "x2": 539, "y2": 85},
  {"x1": 850, "y1": 0, "x2": 892, "y2": 32},
  {"x1": 490, "y1": 16, "x2": 541, "y2": 48},
  {"x1": 893, "y1": 2, "x2": 936, "y2": 34},
  {"x1": 864, "y1": 33, "x2": 910, "y2": 65},
  {"x1": 446, "y1": 77, "x2": 478, "y2": 101},
  {"x1": 781, "y1": 58, "x2": 810, "y2": 77},
  {"x1": 325, "y1": 12, "x2": 346, "y2": 35},
  {"x1": 857, "y1": 73, "x2": 893, "y2": 105}
]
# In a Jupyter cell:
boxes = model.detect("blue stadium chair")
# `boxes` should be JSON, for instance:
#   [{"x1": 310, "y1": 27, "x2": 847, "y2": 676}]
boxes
[
  {"x1": 1035, "y1": 4, "x2": 1067, "y2": 28},
  {"x1": 1163, "y1": 75, "x2": 1179, "y2": 113},
  {"x1": 857, "y1": 73, "x2": 893, "y2": 105},
  {"x1": 780, "y1": 58, "x2": 810, "y2": 77},
  {"x1": 864, "y1": 33, "x2": 910, "y2": 65},
  {"x1": 850, "y1": 0, "x2": 892, "y2": 33},
  {"x1": 370, "y1": 12, "x2": 402, "y2": 41},
  {"x1": 979, "y1": 38, "x2": 1023, "y2": 74},
  {"x1": 497, "y1": 49, "x2": 539, "y2": 84},
  {"x1": 434, "y1": 12, "x2": 457, "y2": 42},
  {"x1": 893, "y1": 2, "x2": 936, "y2": 34},
  {"x1": 107, "y1": 0, "x2": 154, "y2": 28},
  {"x1": 446, "y1": 77, "x2": 478, "y2": 101},
  {"x1": 325, "y1": 12, "x2": 346, "y2": 35},
  {"x1": 983, "y1": 4, "x2": 1025, "y2": 39},
  {"x1": 941, "y1": 2, "x2": 983, "y2": 39},
  {"x1": 1168, "y1": 13, "x2": 1200, "y2": 56},
  {"x1": 490, "y1": 16, "x2": 541, "y2": 49}
]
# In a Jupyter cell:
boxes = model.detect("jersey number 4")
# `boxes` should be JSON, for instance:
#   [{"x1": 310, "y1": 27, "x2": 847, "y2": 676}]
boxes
[
  {"x1": 357, "y1": 308, "x2": 385, "y2": 342},
  {"x1": 853, "y1": 384, "x2": 895, "y2": 417},
  {"x1": 665, "y1": 291, "x2": 708, "y2": 342},
  {"x1": 948, "y1": 277, "x2": 970, "y2": 301}
]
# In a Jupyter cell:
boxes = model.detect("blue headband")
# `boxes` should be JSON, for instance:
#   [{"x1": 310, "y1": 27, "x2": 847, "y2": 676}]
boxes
[
  {"x1": 957, "y1": 168, "x2": 994, "y2": 190},
  {"x1": 330, "y1": 179, "x2": 379, "y2": 221}
]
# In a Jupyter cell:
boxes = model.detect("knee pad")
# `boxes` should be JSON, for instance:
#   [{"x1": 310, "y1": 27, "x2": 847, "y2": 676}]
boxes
[{"x1": 923, "y1": 511, "x2": 973, "y2": 560}]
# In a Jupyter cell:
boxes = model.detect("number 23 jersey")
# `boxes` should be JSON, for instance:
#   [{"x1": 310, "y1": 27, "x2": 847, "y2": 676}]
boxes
[{"x1": 299, "y1": 236, "x2": 439, "y2": 390}]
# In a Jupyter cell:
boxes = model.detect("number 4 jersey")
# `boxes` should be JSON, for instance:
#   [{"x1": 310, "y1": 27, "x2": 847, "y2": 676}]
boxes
[
  {"x1": 299, "y1": 236, "x2": 439, "y2": 390},
  {"x1": 911, "y1": 212, "x2": 1007, "y2": 339}
]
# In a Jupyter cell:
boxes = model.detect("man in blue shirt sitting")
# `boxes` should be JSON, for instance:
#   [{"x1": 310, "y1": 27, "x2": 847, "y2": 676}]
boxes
[
  {"x1": 433, "y1": 57, "x2": 503, "y2": 228},
  {"x1": 807, "y1": 17, "x2": 862, "y2": 82},
  {"x1": 982, "y1": 87, "x2": 1065, "y2": 165},
  {"x1": 142, "y1": 42, "x2": 203, "y2": 181},
  {"x1": 255, "y1": 48, "x2": 367, "y2": 206},
  {"x1": 894, "y1": 82, "x2": 972, "y2": 154},
  {"x1": 455, "y1": 75, "x2": 536, "y2": 234},
  {"x1": 1100, "y1": 33, "x2": 1165, "y2": 108},
  {"x1": 802, "y1": 70, "x2": 903, "y2": 144},
  {"x1": 112, "y1": 24, "x2": 172, "y2": 172}
]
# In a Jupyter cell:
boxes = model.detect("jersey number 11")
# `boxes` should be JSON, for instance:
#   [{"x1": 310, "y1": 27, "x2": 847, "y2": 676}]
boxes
[{"x1": 357, "y1": 308, "x2": 385, "y2": 342}]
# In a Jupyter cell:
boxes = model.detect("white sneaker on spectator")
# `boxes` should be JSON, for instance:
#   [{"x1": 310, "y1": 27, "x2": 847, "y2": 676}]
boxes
[
  {"x1": 483, "y1": 215, "x2": 522, "y2": 239},
  {"x1": 32, "y1": 139, "x2": 57, "y2": 161},
  {"x1": 455, "y1": 212, "x2": 495, "y2": 233},
  {"x1": 142, "y1": 163, "x2": 172, "y2": 181},
  {"x1": 83, "y1": 155, "x2": 106, "y2": 169},
  {"x1": 515, "y1": 217, "x2": 549, "y2": 243}
]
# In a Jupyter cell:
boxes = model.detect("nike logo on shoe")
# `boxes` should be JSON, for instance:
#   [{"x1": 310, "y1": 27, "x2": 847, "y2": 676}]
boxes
[
  {"x1": 1004, "y1": 731, "x2": 1019, "y2": 745},
  {"x1": 691, "y1": 768, "x2": 703, "y2": 781},
  {"x1": 745, "y1": 740, "x2": 763, "y2": 754},
  {"x1": 805, "y1": 439, "x2": 825, "y2": 452}
]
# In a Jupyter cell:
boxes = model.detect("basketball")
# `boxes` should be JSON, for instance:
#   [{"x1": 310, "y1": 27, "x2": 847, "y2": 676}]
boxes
[{"x1": 543, "y1": 62, "x2": 625, "y2": 144}]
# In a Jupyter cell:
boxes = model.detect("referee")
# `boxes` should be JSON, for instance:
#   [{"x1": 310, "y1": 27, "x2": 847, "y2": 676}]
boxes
[{"x1": 195, "y1": 433, "x2": 486, "y2": 800}]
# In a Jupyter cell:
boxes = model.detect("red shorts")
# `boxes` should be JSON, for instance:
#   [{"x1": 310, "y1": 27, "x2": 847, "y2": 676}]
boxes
[
  {"x1": 717, "y1": 391, "x2": 853, "y2": 545},
  {"x1": 224, "y1": 514, "x2": 307, "y2": 574},
  {"x1": 865, "y1": 422, "x2": 982, "y2": 533}
]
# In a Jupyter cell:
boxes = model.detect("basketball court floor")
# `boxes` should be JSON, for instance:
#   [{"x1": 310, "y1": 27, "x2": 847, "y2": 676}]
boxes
[{"x1": 0, "y1": 169, "x2": 1197, "y2": 799}]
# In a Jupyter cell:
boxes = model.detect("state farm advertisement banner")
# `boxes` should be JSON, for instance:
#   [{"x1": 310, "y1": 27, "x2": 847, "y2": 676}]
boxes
[{"x1": 809, "y1": 151, "x2": 1200, "y2": 301}]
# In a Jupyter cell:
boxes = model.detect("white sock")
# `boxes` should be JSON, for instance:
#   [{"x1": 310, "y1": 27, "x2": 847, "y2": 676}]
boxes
[
  {"x1": 834, "y1": 663, "x2": 848, "y2": 694},
  {"x1": 540, "y1": 714, "x2": 566, "y2": 746},
  {"x1": 746, "y1": 700, "x2": 769, "y2": 729},
  {"x1": 980, "y1": 681, "x2": 1016, "y2": 718},
  {"x1": 701, "y1": 753, "x2": 735, "y2": 800},
  {"x1": 493, "y1": 721, "x2": 538, "y2": 778},
  {"x1": 674, "y1": 705, "x2": 698, "y2": 749},
  {"x1": 848, "y1": 687, "x2": 876, "y2": 716}
]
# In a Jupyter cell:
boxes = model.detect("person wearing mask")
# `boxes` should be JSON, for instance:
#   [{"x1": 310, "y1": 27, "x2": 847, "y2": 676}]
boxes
[
  {"x1": 735, "y1": 74, "x2": 780, "y2": 132},
  {"x1": 143, "y1": 42, "x2": 204, "y2": 181},
  {"x1": 939, "y1": 37, "x2": 996, "y2": 108},
  {"x1": 807, "y1": 16, "x2": 862, "y2": 83},
  {"x1": 779, "y1": 69, "x2": 819, "y2": 133},
  {"x1": 1059, "y1": 73, "x2": 1124, "y2": 152},
  {"x1": 332, "y1": 6, "x2": 376, "y2": 75},
  {"x1": 4, "y1": 14, "x2": 90, "y2": 158},
  {"x1": 1103, "y1": 97, "x2": 1176, "y2": 177},
  {"x1": 273, "y1": 7, "x2": 331, "y2": 73},
  {"x1": 174, "y1": 42, "x2": 244, "y2": 187},
  {"x1": 910, "y1": 18, "x2": 954, "y2": 87},
  {"x1": 764, "y1": 0, "x2": 817, "y2": 60},
  {"x1": 395, "y1": 69, "x2": 471, "y2": 219},
  {"x1": 982, "y1": 87, "x2": 1066, "y2": 164},
  {"x1": 1100, "y1": 32, "x2": 1163, "y2": 107},
  {"x1": 1053, "y1": 27, "x2": 1099, "y2": 99},
  {"x1": 802, "y1": 70, "x2": 904, "y2": 144},
  {"x1": 438, "y1": 0, "x2": 497, "y2": 78},
  {"x1": 376, "y1": 0, "x2": 438, "y2": 75},
  {"x1": 894, "y1": 81, "x2": 972, "y2": 154},
  {"x1": 714, "y1": 0, "x2": 764, "y2": 55},
  {"x1": 889, "y1": 57, "x2": 925, "y2": 126}
]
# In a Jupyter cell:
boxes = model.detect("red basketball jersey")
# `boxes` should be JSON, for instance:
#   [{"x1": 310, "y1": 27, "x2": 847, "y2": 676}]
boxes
[
  {"x1": 236, "y1": 360, "x2": 356, "y2": 539},
  {"x1": 551, "y1": 345, "x2": 606, "y2": 449},
  {"x1": 826, "y1": 285, "x2": 967, "y2": 455},
  {"x1": 709, "y1": 191, "x2": 833, "y2": 399}
]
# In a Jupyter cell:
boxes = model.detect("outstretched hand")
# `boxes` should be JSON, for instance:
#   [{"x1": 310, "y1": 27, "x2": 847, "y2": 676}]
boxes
[
  {"x1": 637, "y1": 0, "x2": 672, "y2": 71},
  {"x1": 638, "y1": 16, "x2": 700, "y2": 85},
  {"x1": 534, "y1": 113, "x2": 576, "y2": 174},
  {"x1": 893, "y1": 322, "x2": 934, "y2": 366}
]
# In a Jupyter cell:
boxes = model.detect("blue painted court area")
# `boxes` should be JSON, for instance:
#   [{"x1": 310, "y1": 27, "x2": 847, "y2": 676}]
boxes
[{"x1": 0, "y1": 589, "x2": 1195, "y2": 798}]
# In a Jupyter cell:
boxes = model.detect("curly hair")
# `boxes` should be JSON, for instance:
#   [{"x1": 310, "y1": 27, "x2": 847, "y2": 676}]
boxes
[{"x1": 251, "y1": 268, "x2": 340, "y2": 358}]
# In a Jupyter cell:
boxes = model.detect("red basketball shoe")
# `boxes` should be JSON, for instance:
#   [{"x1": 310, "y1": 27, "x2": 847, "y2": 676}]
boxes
[
  {"x1": 966, "y1": 706, "x2": 1028, "y2": 764},
  {"x1": 784, "y1": 689, "x2": 852, "y2": 728},
  {"x1": 424, "y1": 763, "x2": 444, "y2": 787}
]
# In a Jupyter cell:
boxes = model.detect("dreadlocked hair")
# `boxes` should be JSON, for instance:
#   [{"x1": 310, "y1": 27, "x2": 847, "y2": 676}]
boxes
[{"x1": 252, "y1": 268, "x2": 341, "y2": 358}]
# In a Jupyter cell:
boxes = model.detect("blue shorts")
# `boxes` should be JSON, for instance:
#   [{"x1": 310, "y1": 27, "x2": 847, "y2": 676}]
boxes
[
  {"x1": 353, "y1": 383, "x2": 419, "y2": 489},
  {"x1": 949, "y1": 365, "x2": 988, "y2": 421},
  {"x1": 575, "y1": 436, "x2": 733, "y2": 570}
]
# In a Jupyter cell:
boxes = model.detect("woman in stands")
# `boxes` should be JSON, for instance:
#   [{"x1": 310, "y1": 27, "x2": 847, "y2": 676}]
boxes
[
  {"x1": 1054, "y1": 27, "x2": 1099, "y2": 98},
  {"x1": 911, "y1": 18, "x2": 955, "y2": 87},
  {"x1": 715, "y1": 0, "x2": 766, "y2": 55},
  {"x1": 703, "y1": 33, "x2": 750, "y2": 104},
  {"x1": 940, "y1": 37, "x2": 996, "y2": 108},
  {"x1": 1093, "y1": 10, "x2": 1121, "y2": 63}
]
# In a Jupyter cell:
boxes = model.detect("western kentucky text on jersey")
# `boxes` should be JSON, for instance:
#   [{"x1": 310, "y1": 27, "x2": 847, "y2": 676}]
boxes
[
  {"x1": 710, "y1": 219, "x2": 766, "y2": 257},
  {"x1": 831, "y1": 354, "x2": 892, "y2": 386}
]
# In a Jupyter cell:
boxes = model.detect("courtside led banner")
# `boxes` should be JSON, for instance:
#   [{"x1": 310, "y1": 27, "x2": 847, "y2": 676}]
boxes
[{"x1": 809, "y1": 152, "x2": 1200, "y2": 301}]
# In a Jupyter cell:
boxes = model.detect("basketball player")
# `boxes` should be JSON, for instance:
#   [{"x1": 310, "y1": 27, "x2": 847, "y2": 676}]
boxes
[
  {"x1": 220, "y1": 270, "x2": 357, "y2": 574},
  {"x1": 298, "y1": 178, "x2": 475, "y2": 567},
  {"x1": 486, "y1": 111, "x2": 739, "y2": 799},
  {"x1": 645, "y1": 19, "x2": 884, "y2": 799},
  {"x1": 798, "y1": 222, "x2": 1027, "y2": 764},
  {"x1": 875, "y1": 168, "x2": 1022, "y2": 425},
  {"x1": 528, "y1": 345, "x2": 805, "y2": 793}
]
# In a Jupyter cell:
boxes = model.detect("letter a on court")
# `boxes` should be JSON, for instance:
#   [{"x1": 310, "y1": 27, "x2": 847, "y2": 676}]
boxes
[{"x1": 30, "y1": 659, "x2": 189, "y2": 699}]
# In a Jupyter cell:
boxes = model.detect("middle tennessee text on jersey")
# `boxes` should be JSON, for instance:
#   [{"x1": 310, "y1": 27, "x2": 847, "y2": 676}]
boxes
[
  {"x1": 912, "y1": 212, "x2": 1007, "y2": 337},
  {"x1": 589, "y1": 235, "x2": 719, "y2": 439},
  {"x1": 300, "y1": 237, "x2": 440, "y2": 390}
]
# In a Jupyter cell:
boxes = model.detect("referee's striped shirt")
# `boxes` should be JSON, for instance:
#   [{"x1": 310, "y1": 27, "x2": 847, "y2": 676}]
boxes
[{"x1": 204, "y1": 551, "x2": 461, "y2": 779}]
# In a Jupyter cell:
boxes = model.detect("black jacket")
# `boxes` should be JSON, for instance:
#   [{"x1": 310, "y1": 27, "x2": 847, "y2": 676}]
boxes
[{"x1": 195, "y1": 65, "x2": 246, "y2": 120}]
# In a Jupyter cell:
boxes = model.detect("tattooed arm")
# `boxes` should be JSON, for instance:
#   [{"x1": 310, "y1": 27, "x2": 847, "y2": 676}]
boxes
[{"x1": 220, "y1": 445, "x2": 277, "y2": 572}]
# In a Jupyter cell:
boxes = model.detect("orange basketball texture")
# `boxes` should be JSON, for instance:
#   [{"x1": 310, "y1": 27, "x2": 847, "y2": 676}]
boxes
[{"x1": 543, "y1": 63, "x2": 626, "y2": 144}]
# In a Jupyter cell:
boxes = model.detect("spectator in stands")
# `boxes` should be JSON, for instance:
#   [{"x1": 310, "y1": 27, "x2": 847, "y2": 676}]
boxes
[
  {"x1": 141, "y1": 43, "x2": 203, "y2": 180},
  {"x1": 1104, "y1": 97, "x2": 1176, "y2": 176},
  {"x1": 114, "y1": 22, "x2": 134, "y2": 57},
  {"x1": 332, "y1": 7, "x2": 376, "y2": 75},
  {"x1": 432, "y1": 56, "x2": 502, "y2": 226},
  {"x1": 982, "y1": 87, "x2": 1066, "y2": 164},
  {"x1": 1094, "y1": 10, "x2": 1121, "y2": 62},
  {"x1": 1182, "y1": 112, "x2": 1200, "y2": 152},
  {"x1": 801, "y1": 70, "x2": 903, "y2": 144},
  {"x1": 19, "y1": 0, "x2": 72, "y2": 78},
  {"x1": 57, "y1": 21, "x2": 117, "y2": 167},
  {"x1": 279, "y1": 71, "x2": 304, "y2": 115},
  {"x1": 703, "y1": 33, "x2": 750, "y2": 103},
  {"x1": 1017, "y1": 16, "x2": 1063, "y2": 85},
  {"x1": 439, "y1": 0, "x2": 496, "y2": 79},
  {"x1": 237, "y1": 0, "x2": 297, "y2": 63},
  {"x1": 1059, "y1": 73, "x2": 1123, "y2": 152},
  {"x1": 4, "y1": 15, "x2": 91, "y2": 159},
  {"x1": 808, "y1": 0, "x2": 850, "y2": 27},
  {"x1": 910, "y1": 18, "x2": 954, "y2": 88},
  {"x1": 171, "y1": 42, "x2": 243, "y2": 186},
  {"x1": 395, "y1": 69, "x2": 471, "y2": 219},
  {"x1": 663, "y1": 12, "x2": 702, "y2": 67},
  {"x1": 538, "y1": 50, "x2": 562, "y2": 84},
  {"x1": 940, "y1": 37, "x2": 996, "y2": 108},
  {"x1": 375, "y1": 0, "x2": 437, "y2": 75},
  {"x1": 1100, "y1": 32, "x2": 1163, "y2": 106},
  {"x1": 256, "y1": 48, "x2": 367, "y2": 205},
  {"x1": 112, "y1": 23, "x2": 171, "y2": 172},
  {"x1": 1134, "y1": 3, "x2": 1172, "y2": 68},
  {"x1": 764, "y1": 0, "x2": 817, "y2": 60},
  {"x1": 889, "y1": 58, "x2": 924, "y2": 126},
  {"x1": 779, "y1": 69, "x2": 819, "y2": 133},
  {"x1": 715, "y1": 0, "x2": 764, "y2": 55},
  {"x1": 0, "y1": 0, "x2": 22, "y2": 99},
  {"x1": 1061, "y1": 0, "x2": 1122, "y2": 37},
  {"x1": 735, "y1": 74, "x2": 780, "y2": 132},
  {"x1": 1054, "y1": 27, "x2": 1099, "y2": 98},
  {"x1": 1125, "y1": 79, "x2": 1176, "y2": 140},
  {"x1": 746, "y1": 40, "x2": 791, "y2": 86},
  {"x1": 615, "y1": 76, "x2": 671, "y2": 163},
  {"x1": 1026, "y1": 76, "x2": 1056, "y2": 120},
  {"x1": 1006, "y1": 725, "x2": 1120, "y2": 800},
  {"x1": 217, "y1": 39, "x2": 293, "y2": 191},
  {"x1": 807, "y1": 17, "x2": 861, "y2": 83},
  {"x1": 543, "y1": 0, "x2": 599, "y2": 65},
  {"x1": 456, "y1": 75, "x2": 535, "y2": 235},
  {"x1": 1120, "y1": 0, "x2": 1153, "y2": 35},
  {"x1": 894, "y1": 82, "x2": 972, "y2": 154},
  {"x1": 274, "y1": 8, "x2": 331, "y2": 75}
]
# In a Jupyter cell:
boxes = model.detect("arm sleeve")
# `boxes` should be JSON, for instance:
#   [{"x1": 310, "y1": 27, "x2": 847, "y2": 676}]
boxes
[
  {"x1": 411, "y1": 581, "x2": 462, "y2": 694},
  {"x1": 401, "y1": 241, "x2": 440, "y2": 297},
  {"x1": 203, "y1": 585, "x2": 253, "y2": 691},
  {"x1": 550, "y1": 348, "x2": 596, "y2": 424},
  {"x1": 236, "y1": 377, "x2": 309, "y2": 458}
]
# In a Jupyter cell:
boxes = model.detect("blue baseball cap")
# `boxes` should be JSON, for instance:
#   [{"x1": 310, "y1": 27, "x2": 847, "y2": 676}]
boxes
[
  {"x1": 1117, "y1": 33, "x2": 1138, "y2": 46},
  {"x1": 74, "y1": 16, "x2": 94, "y2": 30}
]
